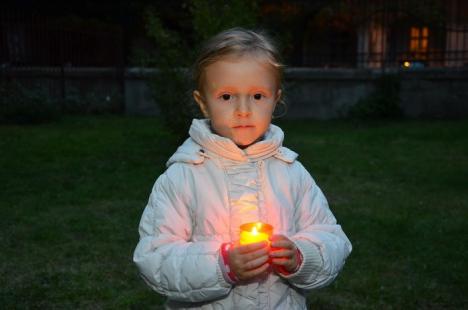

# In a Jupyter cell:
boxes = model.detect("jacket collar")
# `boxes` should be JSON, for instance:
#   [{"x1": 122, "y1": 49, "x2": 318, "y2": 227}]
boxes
[
  {"x1": 167, "y1": 119, "x2": 297, "y2": 166},
  {"x1": 191, "y1": 119, "x2": 283, "y2": 161}
]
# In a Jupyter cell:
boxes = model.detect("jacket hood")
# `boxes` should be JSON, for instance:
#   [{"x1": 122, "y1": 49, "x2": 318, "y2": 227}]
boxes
[{"x1": 166, "y1": 119, "x2": 298, "y2": 167}]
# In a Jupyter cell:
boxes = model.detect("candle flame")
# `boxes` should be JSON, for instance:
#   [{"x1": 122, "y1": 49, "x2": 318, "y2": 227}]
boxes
[
  {"x1": 251, "y1": 226, "x2": 258, "y2": 235},
  {"x1": 240, "y1": 222, "x2": 273, "y2": 245}
]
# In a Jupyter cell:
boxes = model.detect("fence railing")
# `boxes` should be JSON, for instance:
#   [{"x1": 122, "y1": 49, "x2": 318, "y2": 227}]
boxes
[
  {"x1": 1, "y1": 8, "x2": 125, "y2": 111},
  {"x1": 0, "y1": 9, "x2": 123, "y2": 67},
  {"x1": 301, "y1": 0, "x2": 468, "y2": 69},
  {"x1": 1, "y1": 1, "x2": 467, "y2": 70}
]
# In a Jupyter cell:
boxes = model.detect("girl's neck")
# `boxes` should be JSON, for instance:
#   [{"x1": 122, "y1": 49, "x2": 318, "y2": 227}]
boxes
[
  {"x1": 237, "y1": 135, "x2": 264, "y2": 149},
  {"x1": 208, "y1": 122, "x2": 264, "y2": 150}
]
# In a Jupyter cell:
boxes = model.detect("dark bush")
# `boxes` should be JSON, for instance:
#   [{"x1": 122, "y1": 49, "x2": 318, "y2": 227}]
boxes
[
  {"x1": 348, "y1": 74, "x2": 403, "y2": 120},
  {"x1": 63, "y1": 86, "x2": 122, "y2": 115},
  {"x1": 0, "y1": 81, "x2": 60, "y2": 124}
]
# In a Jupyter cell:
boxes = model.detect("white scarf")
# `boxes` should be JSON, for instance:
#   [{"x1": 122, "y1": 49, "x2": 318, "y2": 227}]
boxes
[{"x1": 189, "y1": 119, "x2": 284, "y2": 162}]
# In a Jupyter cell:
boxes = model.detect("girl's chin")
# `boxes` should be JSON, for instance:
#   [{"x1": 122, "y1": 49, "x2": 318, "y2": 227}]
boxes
[
  {"x1": 234, "y1": 137, "x2": 262, "y2": 149},
  {"x1": 237, "y1": 143, "x2": 252, "y2": 149}
]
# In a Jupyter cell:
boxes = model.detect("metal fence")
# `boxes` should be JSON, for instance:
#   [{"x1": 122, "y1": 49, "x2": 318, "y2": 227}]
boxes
[
  {"x1": 301, "y1": 0, "x2": 468, "y2": 69},
  {"x1": 0, "y1": 9, "x2": 123, "y2": 67},
  {"x1": 0, "y1": 8, "x2": 125, "y2": 112},
  {"x1": 2, "y1": 1, "x2": 467, "y2": 70}
]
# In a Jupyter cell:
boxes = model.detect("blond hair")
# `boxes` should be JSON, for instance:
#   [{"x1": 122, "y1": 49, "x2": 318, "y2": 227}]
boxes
[{"x1": 192, "y1": 28, "x2": 284, "y2": 91}]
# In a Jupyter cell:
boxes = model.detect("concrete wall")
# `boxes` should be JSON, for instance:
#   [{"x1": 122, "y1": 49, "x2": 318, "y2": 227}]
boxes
[
  {"x1": 398, "y1": 70, "x2": 468, "y2": 118},
  {"x1": 125, "y1": 68, "x2": 160, "y2": 116},
  {"x1": 2, "y1": 67, "x2": 124, "y2": 113},
  {"x1": 3, "y1": 67, "x2": 467, "y2": 119},
  {"x1": 283, "y1": 69, "x2": 376, "y2": 119},
  {"x1": 285, "y1": 68, "x2": 468, "y2": 119}
]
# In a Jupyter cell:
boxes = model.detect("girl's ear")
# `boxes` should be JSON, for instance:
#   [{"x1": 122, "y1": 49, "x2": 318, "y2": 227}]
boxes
[
  {"x1": 193, "y1": 90, "x2": 210, "y2": 118},
  {"x1": 275, "y1": 89, "x2": 282, "y2": 104}
]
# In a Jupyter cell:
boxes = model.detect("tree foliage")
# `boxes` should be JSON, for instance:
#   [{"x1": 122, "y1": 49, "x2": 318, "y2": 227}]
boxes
[{"x1": 140, "y1": 0, "x2": 259, "y2": 140}]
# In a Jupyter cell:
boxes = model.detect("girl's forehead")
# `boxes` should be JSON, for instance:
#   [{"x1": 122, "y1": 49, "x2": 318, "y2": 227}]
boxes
[
  {"x1": 202, "y1": 55, "x2": 279, "y2": 90},
  {"x1": 213, "y1": 53, "x2": 274, "y2": 69}
]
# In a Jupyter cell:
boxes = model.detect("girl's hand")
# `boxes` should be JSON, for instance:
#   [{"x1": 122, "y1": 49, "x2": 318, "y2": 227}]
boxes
[
  {"x1": 270, "y1": 235, "x2": 302, "y2": 274},
  {"x1": 228, "y1": 241, "x2": 270, "y2": 281}
]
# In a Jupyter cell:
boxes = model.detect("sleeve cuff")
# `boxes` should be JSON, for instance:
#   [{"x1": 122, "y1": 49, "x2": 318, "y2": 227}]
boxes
[
  {"x1": 217, "y1": 243, "x2": 237, "y2": 285},
  {"x1": 275, "y1": 248, "x2": 303, "y2": 276},
  {"x1": 280, "y1": 239, "x2": 323, "y2": 282}
]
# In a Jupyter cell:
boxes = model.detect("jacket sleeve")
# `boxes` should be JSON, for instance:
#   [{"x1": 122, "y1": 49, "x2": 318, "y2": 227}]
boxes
[
  {"x1": 282, "y1": 163, "x2": 352, "y2": 290},
  {"x1": 133, "y1": 168, "x2": 232, "y2": 302}
]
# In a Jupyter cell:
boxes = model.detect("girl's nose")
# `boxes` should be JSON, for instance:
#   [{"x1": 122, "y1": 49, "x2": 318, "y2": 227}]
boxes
[{"x1": 236, "y1": 96, "x2": 251, "y2": 117}]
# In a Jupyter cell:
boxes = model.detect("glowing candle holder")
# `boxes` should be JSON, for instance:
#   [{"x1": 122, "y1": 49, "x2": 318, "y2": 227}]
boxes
[{"x1": 239, "y1": 222, "x2": 273, "y2": 245}]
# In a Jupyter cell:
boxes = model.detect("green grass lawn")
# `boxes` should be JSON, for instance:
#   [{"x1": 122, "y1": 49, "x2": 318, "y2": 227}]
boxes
[{"x1": 1, "y1": 116, "x2": 467, "y2": 309}]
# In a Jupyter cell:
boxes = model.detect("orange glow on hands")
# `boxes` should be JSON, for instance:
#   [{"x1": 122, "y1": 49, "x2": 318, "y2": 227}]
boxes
[{"x1": 239, "y1": 222, "x2": 273, "y2": 245}]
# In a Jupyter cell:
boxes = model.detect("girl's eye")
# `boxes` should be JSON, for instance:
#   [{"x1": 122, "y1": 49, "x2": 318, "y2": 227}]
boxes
[
  {"x1": 221, "y1": 94, "x2": 231, "y2": 101},
  {"x1": 253, "y1": 93, "x2": 263, "y2": 100}
]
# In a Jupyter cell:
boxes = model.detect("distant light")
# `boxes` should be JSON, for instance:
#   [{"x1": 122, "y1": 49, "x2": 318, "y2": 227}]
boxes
[{"x1": 403, "y1": 61, "x2": 411, "y2": 68}]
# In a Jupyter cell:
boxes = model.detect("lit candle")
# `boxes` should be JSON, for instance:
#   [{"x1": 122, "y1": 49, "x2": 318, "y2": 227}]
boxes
[{"x1": 239, "y1": 222, "x2": 273, "y2": 245}]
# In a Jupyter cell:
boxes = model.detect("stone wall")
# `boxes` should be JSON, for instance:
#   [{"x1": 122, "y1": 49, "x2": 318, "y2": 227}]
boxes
[
  {"x1": 281, "y1": 68, "x2": 468, "y2": 119},
  {"x1": 397, "y1": 69, "x2": 468, "y2": 118}
]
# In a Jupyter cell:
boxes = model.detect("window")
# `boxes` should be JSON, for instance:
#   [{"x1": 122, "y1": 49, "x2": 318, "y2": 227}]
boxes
[{"x1": 410, "y1": 26, "x2": 429, "y2": 58}]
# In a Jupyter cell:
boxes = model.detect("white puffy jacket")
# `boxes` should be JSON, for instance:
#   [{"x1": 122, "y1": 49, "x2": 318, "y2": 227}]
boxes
[{"x1": 133, "y1": 119, "x2": 352, "y2": 309}]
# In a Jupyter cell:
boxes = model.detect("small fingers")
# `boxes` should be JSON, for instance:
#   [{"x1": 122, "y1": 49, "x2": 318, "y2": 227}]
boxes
[
  {"x1": 244, "y1": 253, "x2": 270, "y2": 270},
  {"x1": 271, "y1": 256, "x2": 297, "y2": 273},
  {"x1": 270, "y1": 239, "x2": 296, "y2": 250},
  {"x1": 229, "y1": 244, "x2": 270, "y2": 279},
  {"x1": 271, "y1": 257, "x2": 289, "y2": 267},
  {"x1": 233, "y1": 247, "x2": 268, "y2": 264},
  {"x1": 270, "y1": 235, "x2": 296, "y2": 249},
  {"x1": 238, "y1": 261, "x2": 270, "y2": 281},
  {"x1": 237, "y1": 241, "x2": 269, "y2": 254},
  {"x1": 270, "y1": 249, "x2": 295, "y2": 258}
]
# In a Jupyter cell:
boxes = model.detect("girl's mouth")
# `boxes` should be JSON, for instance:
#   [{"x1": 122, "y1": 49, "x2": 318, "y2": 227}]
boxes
[{"x1": 233, "y1": 125, "x2": 254, "y2": 128}]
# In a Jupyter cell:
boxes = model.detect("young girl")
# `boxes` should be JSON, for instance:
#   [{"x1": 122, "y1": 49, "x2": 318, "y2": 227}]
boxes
[{"x1": 133, "y1": 28, "x2": 352, "y2": 309}]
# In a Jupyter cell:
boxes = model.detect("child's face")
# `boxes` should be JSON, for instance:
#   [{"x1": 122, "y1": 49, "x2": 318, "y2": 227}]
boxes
[{"x1": 193, "y1": 55, "x2": 281, "y2": 149}]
